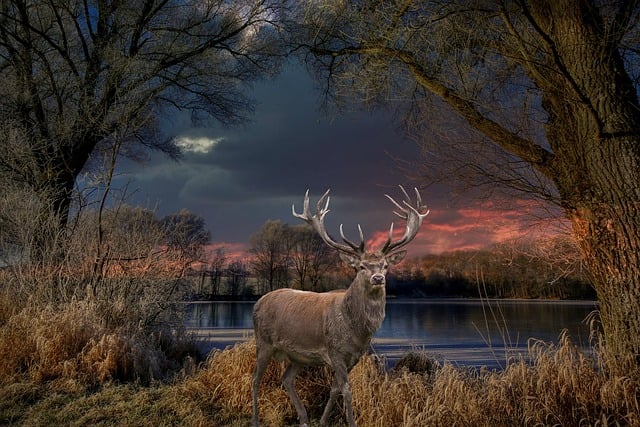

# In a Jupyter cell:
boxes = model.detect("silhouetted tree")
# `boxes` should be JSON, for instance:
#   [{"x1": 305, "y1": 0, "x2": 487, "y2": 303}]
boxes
[
  {"x1": 208, "y1": 248, "x2": 227, "y2": 297},
  {"x1": 249, "y1": 220, "x2": 292, "y2": 293},
  {"x1": 0, "y1": 0, "x2": 286, "y2": 258},
  {"x1": 226, "y1": 259, "x2": 249, "y2": 297},
  {"x1": 161, "y1": 209, "x2": 210, "y2": 261},
  {"x1": 288, "y1": 224, "x2": 338, "y2": 291}
]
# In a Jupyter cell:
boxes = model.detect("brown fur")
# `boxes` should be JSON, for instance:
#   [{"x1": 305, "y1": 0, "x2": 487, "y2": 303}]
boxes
[
  {"x1": 252, "y1": 251, "x2": 404, "y2": 427},
  {"x1": 252, "y1": 188, "x2": 428, "y2": 426}
]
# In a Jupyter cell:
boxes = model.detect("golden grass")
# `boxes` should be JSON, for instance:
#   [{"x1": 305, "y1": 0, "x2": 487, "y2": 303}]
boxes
[
  {"x1": 180, "y1": 340, "x2": 335, "y2": 426},
  {"x1": 0, "y1": 300, "x2": 196, "y2": 386},
  {"x1": 1, "y1": 317, "x2": 639, "y2": 426},
  {"x1": 179, "y1": 336, "x2": 640, "y2": 426}
]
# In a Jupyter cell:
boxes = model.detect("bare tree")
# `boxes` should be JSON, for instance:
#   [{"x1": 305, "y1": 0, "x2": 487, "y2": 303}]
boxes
[
  {"x1": 208, "y1": 248, "x2": 228, "y2": 297},
  {"x1": 294, "y1": 0, "x2": 640, "y2": 374},
  {"x1": 288, "y1": 224, "x2": 338, "y2": 291},
  {"x1": 0, "y1": 0, "x2": 286, "y2": 256},
  {"x1": 161, "y1": 209, "x2": 211, "y2": 263},
  {"x1": 249, "y1": 220, "x2": 292, "y2": 293},
  {"x1": 225, "y1": 259, "x2": 249, "y2": 297}
]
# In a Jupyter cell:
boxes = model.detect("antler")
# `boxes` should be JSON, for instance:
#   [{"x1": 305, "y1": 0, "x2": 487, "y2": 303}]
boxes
[
  {"x1": 292, "y1": 189, "x2": 365, "y2": 255},
  {"x1": 381, "y1": 185, "x2": 430, "y2": 254}
]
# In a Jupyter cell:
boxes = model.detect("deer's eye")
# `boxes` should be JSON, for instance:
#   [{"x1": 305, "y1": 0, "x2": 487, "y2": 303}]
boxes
[{"x1": 359, "y1": 265, "x2": 367, "y2": 271}]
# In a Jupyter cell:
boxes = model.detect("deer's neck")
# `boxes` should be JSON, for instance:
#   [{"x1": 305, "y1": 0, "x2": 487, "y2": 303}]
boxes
[{"x1": 342, "y1": 273, "x2": 386, "y2": 339}]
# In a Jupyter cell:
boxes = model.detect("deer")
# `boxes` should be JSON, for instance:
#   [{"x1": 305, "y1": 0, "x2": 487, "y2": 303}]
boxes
[{"x1": 252, "y1": 186, "x2": 429, "y2": 427}]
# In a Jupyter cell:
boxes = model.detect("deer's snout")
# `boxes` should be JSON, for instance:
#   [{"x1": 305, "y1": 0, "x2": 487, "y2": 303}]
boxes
[{"x1": 370, "y1": 273, "x2": 386, "y2": 286}]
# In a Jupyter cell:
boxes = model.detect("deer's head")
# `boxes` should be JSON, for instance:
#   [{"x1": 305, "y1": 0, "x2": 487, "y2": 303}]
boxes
[
  {"x1": 338, "y1": 251, "x2": 406, "y2": 288},
  {"x1": 292, "y1": 186, "x2": 429, "y2": 288}
]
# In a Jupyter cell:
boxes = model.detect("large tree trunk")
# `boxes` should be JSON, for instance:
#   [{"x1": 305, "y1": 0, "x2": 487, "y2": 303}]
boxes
[
  {"x1": 534, "y1": 2, "x2": 640, "y2": 375},
  {"x1": 571, "y1": 222, "x2": 640, "y2": 375},
  {"x1": 29, "y1": 173, "x2": 74, "y2": 264},
  {"x1": 30, "y1": 149, "x2": 82, "y2": 263},
  {"x1": 562, "y1": 138, "x2": 640, "y2": 375},
  {"x1": 573, "y1": 210, "x2": 640, "y2": 375}
]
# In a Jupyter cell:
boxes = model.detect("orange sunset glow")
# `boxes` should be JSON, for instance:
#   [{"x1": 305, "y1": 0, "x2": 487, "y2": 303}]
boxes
[
  {"x1": 368, "y1": 202, "x2": 560, "y2": 257},
  {"x1": 207, "y1": 199, "x2": 564, "y2": 262}
]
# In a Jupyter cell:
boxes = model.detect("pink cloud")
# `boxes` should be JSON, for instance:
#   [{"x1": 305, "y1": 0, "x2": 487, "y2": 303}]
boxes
[
  {"x1": 205, "y1": 241, "x2": 251, "y2": 262},
  {"x1": 364, "y1": 200, "x2": 563, "y2": 256},
  {"x1": 427, "y1": 222, "x2": 480, "y2": 233},
  {"x1": 206, "y1": 199, "x2": 564, "y2": 261}
]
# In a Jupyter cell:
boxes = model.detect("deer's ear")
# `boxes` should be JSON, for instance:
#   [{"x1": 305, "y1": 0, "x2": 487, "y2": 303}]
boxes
[
  {"x1": 387, "y1": 250, "x2": 406, "y2": 265},
  {"x1": 339, "y1": 252, "x2": 359, "y2": 267}
]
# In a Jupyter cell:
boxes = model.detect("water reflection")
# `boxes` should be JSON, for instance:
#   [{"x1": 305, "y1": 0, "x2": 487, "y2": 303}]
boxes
[
  {"x1": 188, "y1": 301, "x2": 254, "y2": 329},
  {"x1": 184, "y1": 299, "x2": 597, "y2": 369}
]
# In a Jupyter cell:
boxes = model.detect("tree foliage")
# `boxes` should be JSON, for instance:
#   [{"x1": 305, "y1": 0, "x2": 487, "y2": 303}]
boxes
[
  {"x1": 294, "y1": 0, "x2": 640, "y2": 375},
  {"x1": 249, "y1": 220, "x2": 344, "y2": 293},
  {"x1": 0, "y1": 0, "x2": 286, "y2": 243}
]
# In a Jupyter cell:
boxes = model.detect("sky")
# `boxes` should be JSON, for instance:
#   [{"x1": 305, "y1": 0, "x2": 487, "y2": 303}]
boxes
[{"x1": 114, "y1": 64, "x2": 556, "y2": 259}]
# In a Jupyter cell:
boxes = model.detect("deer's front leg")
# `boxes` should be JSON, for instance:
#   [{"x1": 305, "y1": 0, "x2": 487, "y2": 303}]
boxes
[
  {"x1": 320, "y1": 362, "x2": 355, "y2": 427},
  {"x1": 282, "y1": 362, "x2": 309, "y2": 427},
  {"x1": 252, "y1": 344, "x2": 274, "y2": 427}
]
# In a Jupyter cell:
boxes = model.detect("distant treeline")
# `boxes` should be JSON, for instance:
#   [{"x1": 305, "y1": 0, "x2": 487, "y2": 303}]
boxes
[
  {"x1": 386, "y1": 266, "x2": 595, "y2": 300},
  {"x1": 386, "y1": 238, "x2": 595, "y2": 300},
  {"x1": 196, "y1": 225, "x2": 595, "y2": 300}
]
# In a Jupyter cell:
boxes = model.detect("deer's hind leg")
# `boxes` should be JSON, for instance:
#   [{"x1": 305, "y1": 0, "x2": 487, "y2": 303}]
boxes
[
  {"x1": 252, "y1": 343, "x2": 274, "y2": 427},
  {"x1": 282, "y1": 362, "x2": 309, "y2": 427}
]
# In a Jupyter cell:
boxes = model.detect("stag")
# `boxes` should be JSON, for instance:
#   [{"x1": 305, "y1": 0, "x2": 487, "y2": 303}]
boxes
[{"x1": 252, "y1": 186, "x2": 429, "y2": 427}]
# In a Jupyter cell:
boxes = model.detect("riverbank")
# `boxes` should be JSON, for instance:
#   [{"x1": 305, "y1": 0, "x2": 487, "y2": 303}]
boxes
[
  {"x1": 2, "y1": 338, "x2": 638, "y2": 426},
  {"x1": 185, "y1": 298, "x2": 597, "y2": 370}
]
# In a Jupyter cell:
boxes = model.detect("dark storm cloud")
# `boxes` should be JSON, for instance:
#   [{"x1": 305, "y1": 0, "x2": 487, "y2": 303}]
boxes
[
  {"x1": 118, "y1": 64, "x2": 424, "y2": 245},
  {"x1": 115, "y1": 63, "x2": 552, "y2": 256}
]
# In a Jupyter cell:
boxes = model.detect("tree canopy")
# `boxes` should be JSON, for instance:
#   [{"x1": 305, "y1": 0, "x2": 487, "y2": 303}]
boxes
[
  {"x1": 0, "y1": 0, "x2": 286, "y2": 234},
  {"x1": 293, "y1": 0, "x2": 640, "y2": 374}
]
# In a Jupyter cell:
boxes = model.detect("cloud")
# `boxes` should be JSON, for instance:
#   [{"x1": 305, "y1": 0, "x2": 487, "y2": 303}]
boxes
[
  {"x1": 206, "y1": 241, "x2": 250, "y2": 262},
  {"x1": 361, "y1": 200, "x2": 559, "y2": 256},
  {"x1": 175, "y1": 136, "x2": 224, "y2": 154},
  {"x1": 117, "y1": 65, "x2": 422, "y2": 242},
  {"x1": 114, "y1": 63, "x2": 562, "y2": 258}
]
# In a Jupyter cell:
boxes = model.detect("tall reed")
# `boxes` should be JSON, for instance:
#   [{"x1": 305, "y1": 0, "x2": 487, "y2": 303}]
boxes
[
  {"x1": 183, "y1": 337, "x2": 639, "y2": 426},
  {"x1": 0, "y1": 298, "x2": 198, "y2": 386}
]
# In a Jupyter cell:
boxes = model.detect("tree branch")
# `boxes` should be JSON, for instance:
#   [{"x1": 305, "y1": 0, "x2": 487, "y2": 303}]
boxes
[{"x1": 314, "y1": 43, "x2": 555, "y2": 179}]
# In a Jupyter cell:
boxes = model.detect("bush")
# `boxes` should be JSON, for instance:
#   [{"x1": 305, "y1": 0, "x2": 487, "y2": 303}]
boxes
[
  {"x1": 0, "y1": 198, "x2": 204, "y2": 386},
  {"x1": 0, "y1": 300, "x2": 198, "y2": 385}
]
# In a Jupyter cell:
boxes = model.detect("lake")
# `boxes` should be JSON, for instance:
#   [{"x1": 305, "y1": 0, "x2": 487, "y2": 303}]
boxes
[{"x1": 184, "y1": 299, "x2": 597, "y2": 369}]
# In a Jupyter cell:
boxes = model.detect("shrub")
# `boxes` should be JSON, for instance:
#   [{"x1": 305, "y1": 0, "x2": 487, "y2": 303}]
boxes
[
  {"x1": 0, "y1": 300, "x2": 198, "y2": 385},
  {"x1": 0, "y1": 198, "x2": 203, "y2": 386}
]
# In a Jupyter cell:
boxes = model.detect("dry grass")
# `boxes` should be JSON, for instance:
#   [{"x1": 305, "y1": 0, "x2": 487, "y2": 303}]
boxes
[
  {"x1": 1, "y1": 319, "x2": 639, "y2": 426},
  {"x1": 181, "y1": 340, "x2": 335, "y2": 426},
  {"x1": 180, "y1": 337, "x2": 639, "y2": 426},
  {"x1": 0, "y1": 299, "x2": 198, "y2": 386},
  {"x1": 0, "y1": 379, "x2": 214, "y2": 427}
]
